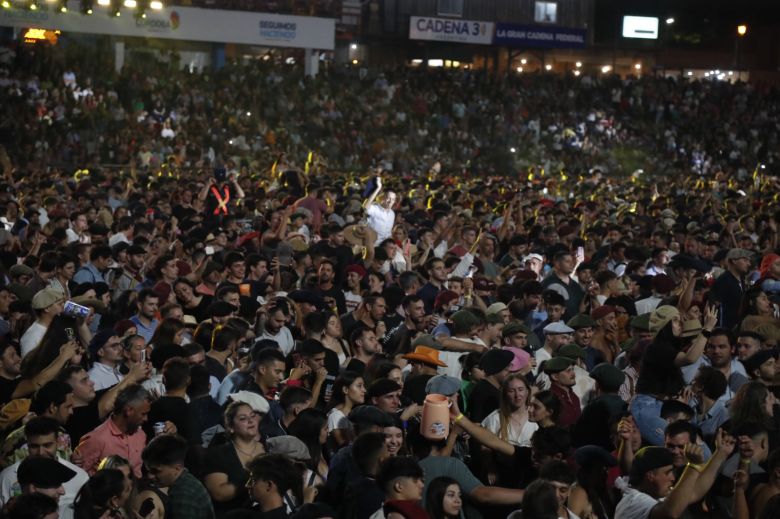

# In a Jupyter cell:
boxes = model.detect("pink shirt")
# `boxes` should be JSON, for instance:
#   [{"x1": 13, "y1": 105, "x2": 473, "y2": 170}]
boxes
[{"x1": 74, "y1": 416, "x2": 147, "y2": 478}]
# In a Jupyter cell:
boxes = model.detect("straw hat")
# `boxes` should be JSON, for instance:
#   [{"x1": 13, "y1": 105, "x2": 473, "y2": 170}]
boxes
[{"x1": 344, "y1": 224, "x2": 377, "y2": 246}]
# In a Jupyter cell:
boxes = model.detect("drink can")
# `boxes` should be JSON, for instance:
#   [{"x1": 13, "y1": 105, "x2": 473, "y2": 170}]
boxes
[
  {"x1": 153, "y1": 422, "x2": 166, "y2": 436},
  {"x1": 63, "y1": 300, "x2": 90, "y2": 319}
]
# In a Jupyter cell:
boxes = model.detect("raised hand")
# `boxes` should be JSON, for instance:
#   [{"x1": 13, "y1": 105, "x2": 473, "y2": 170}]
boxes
[
  {"x1": 685, "y1": 443, "x2": 705, "y2": 465},
  {"x1": 714, "y1": 427, "x2": 736, "y2": 457}
]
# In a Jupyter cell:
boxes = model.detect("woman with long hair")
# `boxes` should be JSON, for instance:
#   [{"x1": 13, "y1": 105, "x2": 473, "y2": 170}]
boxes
[
  {"x1": 97, "y1": 456, "x2": 138, "y2": 519},
  {"x1": 481, "y1": 373, "x2": 538, "y2": 447},
  {"x1": 568, "y1": 448, "x2": 617, "y2": 519},
  {"x1": 364, "y1": 360, "x2": 404, "y2": 390},
  {"x1": 342, "y1": 265, "x2": 365, "y2": 315},
  {"x1": 73, "y1": 469, "x2": 133, "y2": 519},
  {"x1": 305, "y1": 311, "x2": 351, "y2": 368},
  {"x1": 203, "y1": 401, "x2": 263, "y2": 516},
  {"x1": 730, "y1": 381, "x2": 777, "y2": 438},
  {"x1": 425, "y1": 477, "x2": 463, "y2": 519},
  {"x1": 172, "y1": 277, "x2": 211, "y2": 322},
  {"x1": 528, "y1": 390, "x2": 561, "y2": 429},
  {"x1": 288, "y1": 408, "x2": 329, "y2": 481},
  {"x1": 740, "y1": 287, "x2": 779, "y2": 333},
  {"x1": 326, "y1": 371, "x2": 365, "y2": 448},
  {"x1": 367, "y1": 271, "x2": 385, "y2": 295},
  {"x1": 149, "y1": 317, "x2": 185, "y2": 347},
  {"x1": 322, "y1": 313, "x2": 352, "y2": 366},
  {"x1": 20, "y1": 315, "x2": 86, "y2": 379},
  {"x1": 384, "y1": 413, "x2": 408, "y2": 458}
]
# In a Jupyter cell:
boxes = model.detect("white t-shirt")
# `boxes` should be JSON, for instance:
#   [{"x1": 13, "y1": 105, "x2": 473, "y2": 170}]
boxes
[
  {"x1": 326, "y1": 408, "x2": 351, "y2": 432},
  {"x1": 343, "y1": 291, "x2": 362, "y2": 314},
  {"x1": 481, "y1": 410, "x2": 538, "y2": 447},
  {"x1": 0, "y1": 457, "x2": 88, "y2": 519},
  {"x1": 439, "y1": 337, "x2": 485, "y2": 379},
  {"x1": 615, "y1": 487, "x2": 661, "y2": 519},
  {"x1": 20, "y1": 322, "x2": 47, "y2": 358},
  {"x1": 366, "y1": 204, "x2": 395, "y2": 245},
  {"x1": 258, "y1": 326, "x2": 295, "y2": 356}
]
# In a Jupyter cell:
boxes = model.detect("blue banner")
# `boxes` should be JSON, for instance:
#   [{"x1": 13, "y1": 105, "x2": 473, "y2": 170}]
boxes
[{"x1": 494, "y1": 23, "x2": 587, "y2": 49}]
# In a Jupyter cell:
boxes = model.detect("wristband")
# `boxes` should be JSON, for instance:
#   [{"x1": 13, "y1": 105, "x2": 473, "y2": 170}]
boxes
[
  {"x1": 454, "y1": 413, "x2": 465, "y2": 422},
  {"x1": 686, "y1": 462, "x2": 705, "y2": 473}
]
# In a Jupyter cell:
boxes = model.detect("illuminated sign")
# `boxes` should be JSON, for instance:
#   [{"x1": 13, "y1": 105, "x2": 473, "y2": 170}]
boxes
[
  {"x1": 622, "y1": 16, "x2": 659, "y2": 39},
  {"x1": 23, "y1": 28, "x2": 60, "y2": 44},
  {"x1": 409, "y1": 16, "x2": 494, "y2": 45}
]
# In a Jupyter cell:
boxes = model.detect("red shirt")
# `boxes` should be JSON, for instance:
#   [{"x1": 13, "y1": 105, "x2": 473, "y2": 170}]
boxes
[
  {"x1": 74, "y1": 416, "x2": 147, "y2": 478},
  {"x1": 551, "y1": 382, "x2": 581, "y2": 429}
]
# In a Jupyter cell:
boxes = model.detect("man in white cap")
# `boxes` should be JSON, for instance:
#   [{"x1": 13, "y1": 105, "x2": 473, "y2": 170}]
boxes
[
  {"x1": 534, "y1": 322, "x2": 574, "y2": 376},
  {"x1": 486, "y1": 302, "x2": 510, "y2": 324},
  {"x1": 523, "y1": 253, "x2": 545, "y2": 281},
  {"x1": 20, "y1": 288, "x2": 65, "y2": 358}
]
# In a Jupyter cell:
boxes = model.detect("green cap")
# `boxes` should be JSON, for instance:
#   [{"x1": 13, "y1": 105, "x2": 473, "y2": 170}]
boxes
[
  {"x1": 502, "y1": 321, "x2": 531, "y2": 338},
  {"x1": 543, "y1": 356, "x2": 574, "y2": 374},
  {"x1": 589, "y1": 363, "x2": 626, "y2": 390},
  {"x1": 630, "y1": 313, "x2": 651, "y2": 331},
  {"x1": 486, "y1": 313, "x2": 505, "y2": 325},
  {"x1": 566, "y1": 314, "x2": 597, "y2": 330},
  {"x1": 620, "y1": 338, "x2": 637, "y2": 352},
  {"x1": 450, "y1": 310, "x2": 481, "y2": 335},
  {"x1": 554, "y1": 343, "x2": 586, "y2": 360}
]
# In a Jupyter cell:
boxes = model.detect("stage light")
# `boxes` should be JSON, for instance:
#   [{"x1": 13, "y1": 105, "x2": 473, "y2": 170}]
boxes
[{"x1": 150, "y1": 0, "x2": 163, "y2": 8}]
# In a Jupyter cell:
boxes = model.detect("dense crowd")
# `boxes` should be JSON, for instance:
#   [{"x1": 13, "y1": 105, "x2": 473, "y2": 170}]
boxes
[{"x1": 0, "y1": 40, "x2": 779, "y2": 519}]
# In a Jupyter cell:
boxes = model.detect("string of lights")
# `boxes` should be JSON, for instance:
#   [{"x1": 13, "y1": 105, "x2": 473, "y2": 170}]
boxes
[{"x1": 0, "y1": 0, "x2": 164, "y2": 16}]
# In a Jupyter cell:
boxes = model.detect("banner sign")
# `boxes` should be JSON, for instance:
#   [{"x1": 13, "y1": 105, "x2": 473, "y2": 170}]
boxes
[
  {"x1": 409, "y1": 16, "x2": 494, "y2": 45},
  {"x1": 0, "y1": 2, "x2": 335, "y2": 50},
  {"x1": 494, "y1": 23, "x2": 587, "y2": 48}
]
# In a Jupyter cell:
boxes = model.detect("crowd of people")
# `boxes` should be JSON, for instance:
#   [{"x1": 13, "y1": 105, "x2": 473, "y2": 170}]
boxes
[{"x1": 0, "y1": 39, "x2": 779, "y2": 519}]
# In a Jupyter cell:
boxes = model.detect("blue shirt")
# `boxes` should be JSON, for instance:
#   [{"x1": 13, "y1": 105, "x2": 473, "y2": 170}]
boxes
[
  {"x1": 130, "y1": 315, "x2": 158, "y2": 344},
  {"x1": 696, "y1": 397, "x2": 730, "y2": 440},
  {"x1": 72, "y1": 263, "x2": 105, "y2": 285}
]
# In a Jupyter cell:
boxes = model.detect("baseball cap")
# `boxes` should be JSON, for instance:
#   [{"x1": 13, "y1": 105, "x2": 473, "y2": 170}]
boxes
[{"x1": 629, "y1": 447, "x2": 675, "y2": 484}]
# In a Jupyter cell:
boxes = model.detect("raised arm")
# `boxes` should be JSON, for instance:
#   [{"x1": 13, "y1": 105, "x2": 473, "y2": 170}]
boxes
[
  {"x1": 650, "y1": 445, "x2": 705, "y2": 519},
  {"x1": 689, "y1": 428, "x2": 735, "y2": 503},
  {"x1": 448, "y1": 399, "x2": 514, "y2": 457},
  {"x1": 14, "y1": 341, "x2": 79, "y2": 398},
  {"x1": 363, "y1": 175, "x2": 382, "y2": 210},
  {"x1": 675, "y1": 305, "x2": 716, "y2": 367}
]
